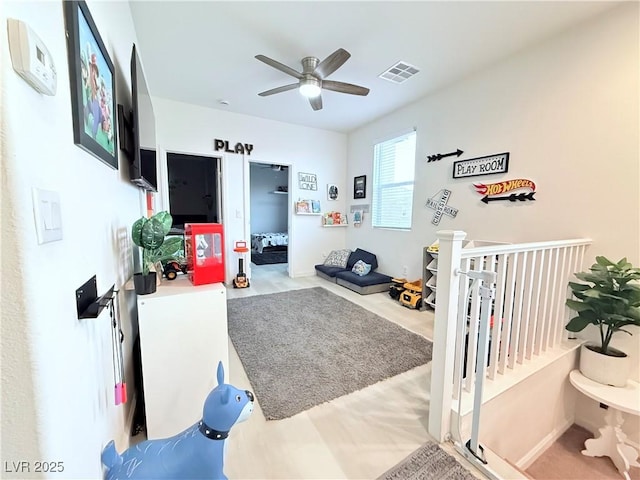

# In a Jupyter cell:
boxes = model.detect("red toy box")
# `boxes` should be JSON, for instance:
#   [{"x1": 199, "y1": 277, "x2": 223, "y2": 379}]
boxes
[{"x1": 184, "y1": 223, "x2": 225, "y2": 285}]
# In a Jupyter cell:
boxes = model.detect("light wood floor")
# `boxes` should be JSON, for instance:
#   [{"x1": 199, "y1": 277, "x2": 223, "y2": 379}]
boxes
[
  {"x1": 223, "y1": 263, "x2": 488, "y2": 479},
  {"x1": 129, "y1": 264, "x2": 640, "y2": 479}
]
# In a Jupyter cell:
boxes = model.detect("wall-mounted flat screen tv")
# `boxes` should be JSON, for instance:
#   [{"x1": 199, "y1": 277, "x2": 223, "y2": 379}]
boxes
[{"x1": 129, "y1": 44, "x2": 157, "y2": 192}]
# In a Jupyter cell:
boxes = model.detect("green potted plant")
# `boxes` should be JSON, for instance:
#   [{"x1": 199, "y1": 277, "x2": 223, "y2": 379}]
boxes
[
  {"x1": 131, "y1": 211, "x2": 184, "y2": 295},
  {"x1": 565, "y1": 256, "x2": 640, "y2": 387}
]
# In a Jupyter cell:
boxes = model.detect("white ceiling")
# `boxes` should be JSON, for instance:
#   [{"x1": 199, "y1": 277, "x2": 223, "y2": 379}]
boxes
[{"x1": 129, "y1": 1, "x2": 619, "y2": 134}]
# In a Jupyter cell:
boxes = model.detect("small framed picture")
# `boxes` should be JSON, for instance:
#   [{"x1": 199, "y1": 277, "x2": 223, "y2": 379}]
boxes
[
  {"x1": 354, "y1": 175, "x2": 366, "y2": 199},
  {"x1": 327, "y1": 184, "x2": 339, "y2": 201},
  {"x1": 295, "y1": 200, "x2": 311, "y2": 213},
  {"x1": 298, "y1": 172, "x2": 317, "y2": 191}
]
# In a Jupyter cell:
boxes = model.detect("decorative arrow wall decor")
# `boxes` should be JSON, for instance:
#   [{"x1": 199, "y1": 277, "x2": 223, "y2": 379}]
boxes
[
  {"x1": 474, "y1": 179, "x2": 536, "y2": 205},
  {"x1": 427, "y1": 149, "x2": 464, "y2": 163},
  {"x1": 425, "y1": 189, "x2": 459, "y2": 225},
  {"x1": 481, "y1": 192, "x2": 535, "y2": 204}
]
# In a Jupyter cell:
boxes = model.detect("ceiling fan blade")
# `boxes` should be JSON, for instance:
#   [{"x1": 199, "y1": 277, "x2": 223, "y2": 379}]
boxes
[
  {"x1": 255, "y1": 55, "x2": 303, "y2": 79},
  {"x1": 314, "y1": 48, "x2": 350, "y2": 79},
  {"x1": 309, "y1": 95, "x2": 323, "y2": 111},
  {"x1": 258, "y1": 83, "x2": 299, "y2": 97},
  {"x1": 322, "y1": 80, "x2": 370, "y2": 96}
]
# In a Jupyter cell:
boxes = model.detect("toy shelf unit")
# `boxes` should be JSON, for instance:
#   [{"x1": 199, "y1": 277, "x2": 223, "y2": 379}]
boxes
[
  {"x1": 422, "y1": 239, "x2": 507, "y2": 311},
  {"x1": 423, "y1": 244, "x2": 439, "y2": 310},
  {"x1": 322, "y1": 211, "x2": 348, "y2": 227}
]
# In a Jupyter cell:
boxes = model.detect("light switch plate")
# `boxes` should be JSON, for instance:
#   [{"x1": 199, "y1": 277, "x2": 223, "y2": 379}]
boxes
[{"x1": 32, "y1": 188, "x2": 62, "y2": 244}]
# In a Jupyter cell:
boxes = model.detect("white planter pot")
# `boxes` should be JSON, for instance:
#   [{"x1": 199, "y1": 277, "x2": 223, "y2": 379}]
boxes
[{"x1": 579, "y1": 343, "x2": 630, "y2": 387}]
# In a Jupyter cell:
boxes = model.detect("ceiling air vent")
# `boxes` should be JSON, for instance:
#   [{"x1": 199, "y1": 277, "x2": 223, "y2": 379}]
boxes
[{"x1": 379, "y1": 61, "x2": 420, "y2": 84}]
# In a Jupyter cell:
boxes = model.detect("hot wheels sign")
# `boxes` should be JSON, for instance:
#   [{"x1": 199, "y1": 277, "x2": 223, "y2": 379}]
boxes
[{"x1": 474, "y1": 179, "x2": 536, "y2": 204}]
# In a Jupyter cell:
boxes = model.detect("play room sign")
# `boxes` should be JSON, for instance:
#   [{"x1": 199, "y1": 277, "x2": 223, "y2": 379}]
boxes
[{"x1": 453, "y1": 152, "x2": 509, "y2": 179}]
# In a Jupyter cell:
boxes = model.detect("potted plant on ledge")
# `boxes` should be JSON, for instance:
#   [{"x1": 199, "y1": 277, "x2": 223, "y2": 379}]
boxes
[
  {"x1": 565, "y1": 256, "x2": 640, "y2": 387},
  {"x1": 131, "y1": 211, "x2": 184, "y2": 295}
]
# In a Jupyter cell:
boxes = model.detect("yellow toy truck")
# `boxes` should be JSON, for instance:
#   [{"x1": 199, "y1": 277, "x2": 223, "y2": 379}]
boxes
[{"x1": 399, "y1": 279, "x2": 423, "y2": 309}]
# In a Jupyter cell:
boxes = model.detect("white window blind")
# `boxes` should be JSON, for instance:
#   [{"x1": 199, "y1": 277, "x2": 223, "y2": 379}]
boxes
[{"x1": 372, "y1": 130, "x2": 416, "y2": 229}]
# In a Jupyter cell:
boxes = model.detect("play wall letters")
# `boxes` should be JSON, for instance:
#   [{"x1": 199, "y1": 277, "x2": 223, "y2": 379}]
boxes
[{"x1": 214, "y1": 138, "x2": 254, "y2": 155}]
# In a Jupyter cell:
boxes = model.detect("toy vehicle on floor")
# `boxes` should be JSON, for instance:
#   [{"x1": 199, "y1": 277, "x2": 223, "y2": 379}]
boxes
[
  {"x1": 399, "y1": 279, "x2": 422, "y2": 309},
  {"x1": 389, "y1": 277, "x2": 408, "y2": 300}
]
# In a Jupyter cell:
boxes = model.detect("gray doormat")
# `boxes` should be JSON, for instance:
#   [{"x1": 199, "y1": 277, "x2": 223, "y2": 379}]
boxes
[
  {"x1": 227, "y1": 287, "x2": 432, "y2": 420},
  {"x1": 377, "y1": 442, "x2": 479, "y2": 480}
]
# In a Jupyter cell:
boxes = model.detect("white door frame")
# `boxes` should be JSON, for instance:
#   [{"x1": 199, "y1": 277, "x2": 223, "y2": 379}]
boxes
[{"x1": 243, "y1": 158, "x2": 293, "y2": 278}]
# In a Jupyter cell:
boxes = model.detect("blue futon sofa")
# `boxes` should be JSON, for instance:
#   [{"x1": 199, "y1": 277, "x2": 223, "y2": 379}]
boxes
[{"x1": 315, "y1": 248, "x2": 393, "y2": 295}]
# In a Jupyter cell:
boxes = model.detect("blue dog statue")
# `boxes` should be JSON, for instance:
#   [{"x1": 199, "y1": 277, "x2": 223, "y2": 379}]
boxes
[{"x1": 102, "y1": 361, "x2": 254, "y2": 480}]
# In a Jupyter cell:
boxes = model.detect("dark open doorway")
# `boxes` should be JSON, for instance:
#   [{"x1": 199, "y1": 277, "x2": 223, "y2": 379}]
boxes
[{"x1": 166, "y1": 152, "x2": 222, "y2": 230}]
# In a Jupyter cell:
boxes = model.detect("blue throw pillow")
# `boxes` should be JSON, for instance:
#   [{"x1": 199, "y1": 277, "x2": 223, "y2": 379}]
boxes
[
  {"x1": 352, "y1": 260, "x2": 372, "y2": 276},
  {"x1": 347, "y1": 248, "x2": 378, "y2": 270}
]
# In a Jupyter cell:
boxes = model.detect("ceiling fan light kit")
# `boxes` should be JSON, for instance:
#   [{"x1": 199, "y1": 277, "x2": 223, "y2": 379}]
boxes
[
  {"x1": 255, "y1": 48, "x2": 369, "y2": 111},
  {"x1": 299, "y1": 76, "x2": 321, "y2": 98}
]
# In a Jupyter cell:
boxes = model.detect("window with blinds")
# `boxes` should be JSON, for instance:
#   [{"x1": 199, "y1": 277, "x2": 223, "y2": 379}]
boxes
[{"x1": 372, "y1": 130, "x2": 417, "y2": 229}]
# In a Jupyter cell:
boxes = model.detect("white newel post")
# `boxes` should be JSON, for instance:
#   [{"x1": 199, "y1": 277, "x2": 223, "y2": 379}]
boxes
[{"x1": 428, "y1": 230, "x2": 466, "y2": 442}]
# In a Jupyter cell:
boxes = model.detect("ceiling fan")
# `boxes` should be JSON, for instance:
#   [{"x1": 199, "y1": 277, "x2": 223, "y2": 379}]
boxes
[{"x1": 255, "y1": 48, "x2": 370, "y2": 111}]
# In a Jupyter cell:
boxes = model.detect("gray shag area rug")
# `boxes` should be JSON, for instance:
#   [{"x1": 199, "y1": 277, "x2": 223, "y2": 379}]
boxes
[
  {"x1": 377, "y1": 442, "x2": 478, "y2": 480},
  {"x1": 227, "y1": 287, "x2": 432, "y2": 420}
]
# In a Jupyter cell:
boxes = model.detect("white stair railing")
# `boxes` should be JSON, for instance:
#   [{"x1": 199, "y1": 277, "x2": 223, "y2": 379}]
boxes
[{"x1": 428, "y1": 231, "x2": 591, "y2": 443}]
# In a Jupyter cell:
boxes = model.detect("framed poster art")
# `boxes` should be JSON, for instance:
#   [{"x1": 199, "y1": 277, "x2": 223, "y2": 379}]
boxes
[
  {"x1": 327, "y1": 184, "x2": 339, "y2": 201},
  {"x1": 354, "y1": 175, "x2": 366, "y2": 199},
  {"x1": 63, "y1": 1, "x2": 118, "y2": 169}
]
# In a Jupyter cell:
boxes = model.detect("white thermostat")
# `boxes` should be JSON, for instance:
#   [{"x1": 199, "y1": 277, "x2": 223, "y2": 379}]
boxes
[{"x1": 7, "y1": 18, "x2": 57, "y2": 95}]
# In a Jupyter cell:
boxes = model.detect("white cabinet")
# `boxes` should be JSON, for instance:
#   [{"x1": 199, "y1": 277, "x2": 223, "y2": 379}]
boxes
[{"x1": 136, "y1": 276, "x2": 228, "y2": 439}]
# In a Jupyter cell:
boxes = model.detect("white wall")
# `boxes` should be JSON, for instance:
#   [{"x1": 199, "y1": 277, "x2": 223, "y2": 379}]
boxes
[
  {"x1": 347, "y1": 3, "x2": 639, "y2": 281},
  {"x1": 2, "y1": 1, "x2": 145, "y2": 477},
  {"x1": 346, "y1": 1, "x2": 639, "y2": 461},
  {"x1": 153, "y1": 98, "x2": 348, "y2": 280},
  {"x1": 475, "y1": 352, "x2": 580, "y2": 468},
  {"x1": 249, "y1": 164, "x2": 288, "y2": 234}
]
